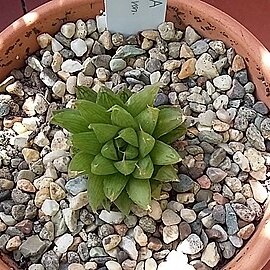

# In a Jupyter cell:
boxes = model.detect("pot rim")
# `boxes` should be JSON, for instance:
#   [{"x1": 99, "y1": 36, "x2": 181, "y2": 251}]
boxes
[{"x1": 0, "y1": 1, "x2": 270, "y2": 270}]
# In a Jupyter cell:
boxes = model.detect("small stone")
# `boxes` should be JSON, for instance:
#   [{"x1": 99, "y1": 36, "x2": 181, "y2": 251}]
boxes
[
  {"x1": 154, "y1": 93, "x2": 168, "y2": 106},
  {"x1": 40, "y1": 68, "x2": 58, "y2": 87},
  {"x1": 232, "y1": 203, "x2": 256, "y2": 223},
  {"x1": 114, "y1": 45, "x2": 145, "y2": 59},
  {"x1": 178, "y1": 58, "x2": 196, "y2": 79},
  {"x1": 190, "y1": 40, "x2": 209, "y2": 55},
  {"x1": 0, "y1": 179, "x2": 14, "y2": 190},
  {"x1": 37, "y1": 33, "x2": 52, "y2": 48},
  {"x1": 209, "y1": 40, "x2": 226, "y2": 54},
  {"x1": 162, "y1": 209, "x2": 181, "y2": 226},
  {"x1": 213, "y1": 94, "x2": 229, "y2": 110},
  {"x1": 225, "y1": 204, "x2": 239, "y2": 235},
  {"x1": 51, "y1": 52, "x2": 63, "y2": 72},
  {"x1": 6, "y1": 81, "x2": 24, "y2": 97},
  {"x1": 232, "y1": 55, "x2": 246, "y2": 72},
  {"x1": 61, "y1": 22, "x2": 76, "y2": 38},
  {"x1": 233, "y1": 151, "x2": 250, "y2": 172},
  {"x1": 70, "y1": 191, "x2": 88, "y2": 210},
  {"x1": 198, "y1": 130, "x2": 223, "y2": 144},
  {"x1": 227, "y1": 79, "x2": 245, "y2": 99},
  {"x1": 103, "y1": 234, "x2": 122, "y2": 251},
  {"x1": 61, "y1": 60, "x2": 83, "y2": 73},
  {"x1": 249, "y1": 180, "x2": 268, "y2": 203},
  {"x1": 177, "y1": 234, "x2": 203, "y2": 254},
  {"x1": 68, "y1": 263, "x2": 84, "y2": 270},
  {"x1": 253, "y1": 101, "x2": 269, "y2": 115},
  {"x1": 17, "y1": 179, "x2": 35, "y2": 193},
  {"x1": 184, "y1": 26, "x2": 201, "y2": 45},
  {"x1": 27, "y1": 56, "x2": 44, "y2": 72},
  {"x1": 247, "y1": 125, "x2": 266, "y2": 151},
  {"x1": 41, "y1": 199, "x2": 59, "y2": 216},
  {"x1": 119, "y1": 236, "x2": 138, "y2": 260},
  {"x1": 195, "y1": 53, "x2": 219, "y2": 79},
  {"x1": 99, "y1": 30, "x2": 113, "y2": 50},
  {"x1": 206, "y1": 167, "x2": 227, "y2": 183},
  {"x1": 99, "y1": 210, "x2": 125, "y2": 225},
  {"x1": 219, "y1": 241, "x2": 235, "y2": 259},
  {"x1": 139, "y1": 216, "x2": 156, "y2": 233},
  {"x1": 180, "y1": 209, "x2": 196, "y2": 223},
  {"x1": 201, "y1": 242, "x2": 220, "y2": 268},
  {"x1": 148, "y1": 200, "x2": 162, "y2": 221},
  {"x1": 75, "y1": 19, "x2": 87, "y2": 39},
  {"x1": 163, "y1": 225, "x2": 179, "y2": 244},
  {"x1": 65, "y1": 76, "x2": 77, "y2": 94},
  {"x1": 145, "y1": 258, "x2": 157, "y2": 270},
  {"x1": 110, "y1": 59, "x2": 127, "y2": 72},
  {"x1": 55, "y1": 233, "x2": 74, "y2": 253},
  {"x1": 41, "y1": 251, "x2": 59, "y2": 270},
  {"x1": 22, "y1": 148, "x2": 40, "y2": 163},
  {"x1": 52, "y1": 81, "x2": 66, "y2": 98},
  {"x1": 180, "y1": 43, "x2": 195, "y2": 58},
  {"x1": 213, "y1": 75, "x2": 232, "y2": 91},
  {"x1": 62, "y1": 208, "x2": 77, "y2": 232},
  {"x1": 20, "y1": 235, "x2": 46, "y2": 257},
  {"x1": 51, "y1": 38, "x2": 64, "y2": 52},
  {"x1": 106, "y1": 261, "x2": 122, "y2": 270},
  {"x1": 212, "y1": 119, "x2": 230, "y2": 132},
  {"x1": 29, "y1": 264, "x2": 45, "y2": 270},
  {"x1": 173, "y1": 174, "x2": 194, "y2": 193},
  {"x1": 237, "y1": 223, "x2": 255, "y2": 240},
  {"x1": 158, "y1": 22, "x2": 175, "y2": 41},
  {"x1": 50, "y1": 182, "x2": 66, "y2": 201},
  {"x1": 65, "y1": 176, "x2": 87, "y2": 196},
  {"x1": 6, "y1": 236, "x2": 21, "y2": 251},
  {"x1": 134, "y1": 226, "x2": 148, "y2": 246}
]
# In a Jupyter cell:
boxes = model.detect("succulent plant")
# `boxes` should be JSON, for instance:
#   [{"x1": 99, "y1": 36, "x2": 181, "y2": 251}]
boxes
[{"x1": 51, "y1": 84, "x2": 186, "y2": 214}]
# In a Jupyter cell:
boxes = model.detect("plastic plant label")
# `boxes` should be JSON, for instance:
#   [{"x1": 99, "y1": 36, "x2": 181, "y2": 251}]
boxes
[{"x1": 105, "y1": 0, "x2": 167, "y2": 35}]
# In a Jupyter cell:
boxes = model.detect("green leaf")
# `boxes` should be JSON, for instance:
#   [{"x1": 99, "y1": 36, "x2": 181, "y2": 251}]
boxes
[
  {"x1": 101, "y1": 140, "x2": 118, "y2": 160},
  {"x1": 125, "y1": 145, "x2": 139, "y2": 159},
  {"x1": 51, "y1": 109, "x2": 89, "y2": 134},
  {"x1": 90, "y1": 123, "x2": 121, "y2": 144},
  {"x1": 110, "y1": 105, "x2": 139, "y2": 130},
  {"x1": 118, "y1": 128, "x2": 138, "y2": 147},
  {"x1": 114, "y1": 160, "x2": 137, "y2": 175},
  {"x1": 136, "y1": 107, "x2": 159, "y2": 135},
  {"x1": 126, "y1": 84, "x2": 160, "y2": 117},
  {"x1": 76, "y1": 86, "x2": 97, "y2": 102},
  {"x1": 114, "y1": 190, "x2": 132, "y2": 215},
  {"x1": 150, "y1": 140, "x2": 182, "y2": 165},
  {"x1": 150, "y1": 180, "x2": 162, "y2": 200},
  {"x1": 133, "y1": 155, "x2": 154, "y2": 179},
  {"x1": 72, "y1": 132, "x2": 101, "y2": 155},
  {"x1": 116, "y1": 87, "x2": 132, "y2": 103},
  {"x1": 138, "y1": 130, "x2": 155, "y2": 158},
  {"x1": 88, "y1": 174, "x2": 106, "y2": 212},
  {"x1": 153, "y1": 107, "x2": 184, "y2": 138},
  {"x1": 159, "y1": 124, "x2": 187, "y2": 144},
  {"x1": 126, "y1": 178, "x2": 151, "y2": 210},
  {"x1": 91, "y1": 154, "x2": 117, "y2": 175},
  {"x1": 154, "y1": 165, "x2": 179, "y2": 182},
  {"x1": 69, "y1": 152, "x2": 94, "y2": 173},
  {"x1": 76, "y1": 100, "x2": 111, "y2": 124},
  {"x1": 103, "y1": 173, "x2": 129, "y2": 202},
  {"x1": 96, "y1": 86, "x2": 125, "y2": 109}
]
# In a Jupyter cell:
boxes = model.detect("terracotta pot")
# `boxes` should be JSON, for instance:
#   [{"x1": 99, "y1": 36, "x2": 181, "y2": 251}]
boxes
[{"x1": 0, "y1": 0, "x2": 270, "y2": 269}]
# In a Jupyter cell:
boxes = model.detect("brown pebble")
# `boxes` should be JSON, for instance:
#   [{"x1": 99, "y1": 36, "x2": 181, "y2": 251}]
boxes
[
  {"x1": 114, "y1": 224, "x2": 128, "y2": 237},
  {"x1": 213, "y1": 193, "x2": 229, "y2": 205},
  {"x1": 179, "y1": 221, "x2": 192, "y2": 240},
  {"x1": 147, "y1": 237, "x2": 162, "y2": 251},
  {"x1": 6, "y1": 236, "x2": 21, "y2": 251},
  {"x1": 197, "y1": 175, "x2": 211, "y2": 189},
  {"x1": 232, "y1": 54, "x2": 246, "y2": 72},
  {"x1": 15, "y1": 220, "x2": 33, "y2": 235},
  {"x1": 17, "y1": 179, "x2": 36, "y2": 193},
  {"x1": 237, "y1": 223, "x2": 255, "y2": 240},
  {"x1": 178, "y1": 58, "x2": 196, "y2": 80}
]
